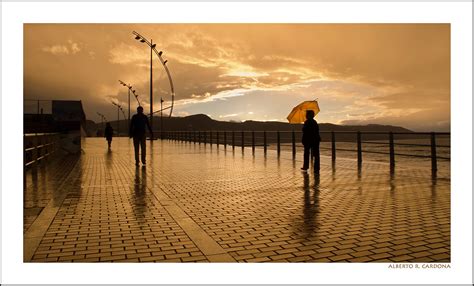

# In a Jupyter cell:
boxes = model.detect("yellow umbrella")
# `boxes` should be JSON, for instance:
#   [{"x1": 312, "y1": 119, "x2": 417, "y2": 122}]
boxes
[{"x1": 286, "y1": 100, "x2": 320, "y2": 123}]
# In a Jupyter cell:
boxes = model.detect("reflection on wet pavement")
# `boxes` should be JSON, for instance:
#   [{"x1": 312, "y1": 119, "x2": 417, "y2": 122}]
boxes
[{"x1": 25, "y1": 138, "x2": 450, "y2": 262}]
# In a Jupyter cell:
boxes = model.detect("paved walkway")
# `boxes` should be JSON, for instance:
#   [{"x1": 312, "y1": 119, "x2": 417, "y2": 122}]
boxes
[{"x1": 24, "y1": 138, "x2": 450, "y2": 262}]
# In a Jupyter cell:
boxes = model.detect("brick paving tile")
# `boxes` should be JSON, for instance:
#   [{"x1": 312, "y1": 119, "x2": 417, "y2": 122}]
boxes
[
  {"x1": 350, "y1": 250, "x2": 374, "y2": 258},
  {"x1": 391, "y1": 244, "x2": 412, "y2": 251},
  {"x1": 356, "y1": 241, "x2": 375, "y2": 247},
  {"x1": 100, "y1": 255, "x2": 127, "y2": 262},
  {"x1": 270, "y1": 253, "x2": 295, "y2": 260},
  {"x1": 246, "y1": 257, "x2": 272, "y2": 262},
  {"x1": 352, "y1": 245, "x2": 374, "y2": 252},
  {"x1": 165, "y1": 253, "x2": 190, "y2": 260},
  {"x1": 348, "y1": 256, "x2": 373, "y2": 262},
  {"x1": 335, "y1": 244, "x2": 358, "y2": 250},
  {"x1": 316, "y1": 247, "x2": 338, "y2": 253},
  {"x1": 429, "y1": 248, "x2": 449, "y2": 254},
  {"x1": 390, "y1": 255, "x2": 415, "y2": 262},
  {"x1": 24, "y1": 138, "x2": 450, "y2": 263},
  {"x1": 310, "y1": 252, "x2": 335, "y2": 260},
  {"x1": 333, "y1": 248, "x2": 355, "y2": 256},
  {"x1": 426, "y1": 243, "x2": 446, "y2": 249},
  {"x1": 139, "y1": 256, "x2": 166, "y2": 262},
  {"x1": 429, "y1": 253, "x2": 450, "y2": 261},
  {"x1": 233, "y1": 254, "x2": 254, "y2": 260},
  {"x1": 369, "y1": 253, "x2": 392, "y2": 260},
  {"x1": 409, "y1": 246, "x2": 431, "y2": 253},
  {"x1": 371, "y1": 247, "x2": 393, "y2": 254},
  {"x1": 329, "y1": 254, "x2": 353, "y2": 262},
  {"x1": 252, "y1": 251, "x2": 278, "y2": 258},
  {"x1": 390, "y1": 249, "x2": 411, "y2": 256},
  {"x1": 410, "y1": 251, "x2": 434, "y2": 258}
]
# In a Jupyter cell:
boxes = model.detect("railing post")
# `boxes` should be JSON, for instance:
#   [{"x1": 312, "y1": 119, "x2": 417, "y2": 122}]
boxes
[
  {"x1": 252, "y1": 131, "x2": 255, "y2": 153},
  {"x1": 277, "y1": 131, "x2": 281, "y2": 157},
  {"x1": 357, "y1": 131, "x2": 362, "y2": 169},
  {"x1": 33, "y1": 134, "x2": 38, "y2": 165},
  {"x1": 292, "y1": 130, "x2": 296, "y2": 158},
  {"x1": 204, "y1": 131, "x2": 207, "y2": 145},
  {"x1": 430, "y1": 132, "x2": 437, "y2": 174},
  {"x1": 232, "y1": 131, "x2": 235, "y2": 149},
  {"x1": 263, "y1": 131, "x2": 267, "y2": 154},
  {"x1": 217, "y1": 131, "x2": 220, "y2": 147},
  {"x1": 224, "y1": 131, "x2": 227, "y2": 149},
  {"x1": 241, "y1": 131, "x2": 245, "y2": 150},
  {"x1": 389, "y1": 132, "x2": 395, "y2": 170},
  {"x1": 331, "y1": 131, "x2": 336, "y2": 163},
  {"x1": 193, "y1": 131, "x2": 196, "y2": 144},
  {"x1": 210, "y1": 130, "x2": 213, "y2": 146}
]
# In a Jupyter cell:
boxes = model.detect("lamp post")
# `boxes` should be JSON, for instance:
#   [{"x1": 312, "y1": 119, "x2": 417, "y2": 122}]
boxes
[
  {"x1": 112, "y1": 102, "x2": 125, "y2": 136},
  {"x1": 118, "y1": 80, "x2": 141, "y2": 132},
  {"x1": 133, "y1": 34, "x2": 156, "y2": 134},
  {"x1": 133, "y1": 31, "x2": 175, "y2": 140},
  {"x1": 160, "y1": 97, "x2": 164, "y2": 139}
]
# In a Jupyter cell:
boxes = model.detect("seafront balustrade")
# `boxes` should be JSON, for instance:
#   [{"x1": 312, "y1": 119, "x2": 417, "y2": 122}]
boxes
[{"x1": 161, "y1": 130, "x2": 450, "y2": 173}]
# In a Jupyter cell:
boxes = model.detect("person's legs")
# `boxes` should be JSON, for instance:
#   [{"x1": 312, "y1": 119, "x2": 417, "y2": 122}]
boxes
[
  {"x1": 140, "y1": 135, "x2": 146, "y2": 164},
  {"x1": 133, "y1": 137, "x2": 140, "y2": 165},
  {"x1": 302, "y1": 145, "x2": 310, "y2": 170},
  {"x1": 313, "y1": 142, "x2": 320, "y2": 172}
]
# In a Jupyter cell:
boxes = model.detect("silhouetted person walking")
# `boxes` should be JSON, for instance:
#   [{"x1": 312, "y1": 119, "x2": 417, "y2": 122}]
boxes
[
  {"x1": 104, "y1": 122, "x2": 113, "y2": 149},
  {"x1": 129, "y1": 106, "x2": 153, "y2": 166},
  {"x1": 301, "y1": 110, "x2": 321, "y2": 173}
]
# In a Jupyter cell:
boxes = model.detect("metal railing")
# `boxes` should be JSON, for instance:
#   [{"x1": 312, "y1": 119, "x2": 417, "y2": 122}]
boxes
[
  {"x1": 161, "y1": 130, "x2": 450, "y2": 173},
  {"x1": 24, "y1": 133, "x2": 61, "y2": 167}
]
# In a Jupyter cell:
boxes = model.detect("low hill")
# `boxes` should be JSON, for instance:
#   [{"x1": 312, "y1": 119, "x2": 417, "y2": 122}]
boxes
[{"x1": 86, "y1": 114, "x2": 413, "y2": 141}]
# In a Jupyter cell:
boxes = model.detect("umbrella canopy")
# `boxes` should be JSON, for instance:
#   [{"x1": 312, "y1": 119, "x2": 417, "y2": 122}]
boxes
[{"x1": 286, "y1": 100, "x2": 320, "y2": 123}]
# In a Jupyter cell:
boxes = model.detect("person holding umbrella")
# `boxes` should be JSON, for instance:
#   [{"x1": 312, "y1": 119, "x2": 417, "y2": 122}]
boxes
[
  {"x1": 287, "y1": 100, "x2": 321, "y2": 173},
  {"x1": 301, "y1": 110, "x2": 321, "y2": 173}
]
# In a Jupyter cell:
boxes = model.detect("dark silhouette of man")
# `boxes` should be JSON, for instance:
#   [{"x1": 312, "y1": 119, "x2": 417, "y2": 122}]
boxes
[
  {"x1": 104, "y1": 122, "x2": 113, "y2": 149},
  {"x1": 129, "y1": 106, "x2": 153, "y2": 166},
  {"x1": 301, "y1": 110, "x2": 321, "y2": 173}
]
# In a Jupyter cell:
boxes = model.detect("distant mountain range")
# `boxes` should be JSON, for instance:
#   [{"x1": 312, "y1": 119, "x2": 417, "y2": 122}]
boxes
[{"x1": 86, "y1": 113, "x2": 413, "y2": 141}]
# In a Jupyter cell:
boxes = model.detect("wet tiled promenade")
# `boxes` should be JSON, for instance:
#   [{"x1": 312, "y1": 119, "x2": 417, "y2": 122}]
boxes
[{"x1": 24, "y1": 138, "x2": 450, "y2": 262}]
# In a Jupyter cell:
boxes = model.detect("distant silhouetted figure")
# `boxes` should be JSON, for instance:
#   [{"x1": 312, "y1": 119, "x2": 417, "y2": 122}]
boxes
[
  {"x1": 104, "y1": 122, "x2": 113, "y2": 149},
  {"x1": 301, "y1": 110, "x2": 321, "y2": 173},
  {"x1": 129, "y1": 106, "x2": 153, "y2": 166}
]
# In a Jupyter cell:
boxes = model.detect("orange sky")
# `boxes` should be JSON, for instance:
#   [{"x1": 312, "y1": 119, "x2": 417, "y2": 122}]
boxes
[{"x1": 24, "y1": 24, "x2": 450, "y2": 131}]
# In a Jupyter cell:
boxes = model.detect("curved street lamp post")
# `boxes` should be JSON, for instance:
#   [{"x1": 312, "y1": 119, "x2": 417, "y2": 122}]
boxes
[
  {"x1": 118, "y1": 80, "x2": 142, "y2": 132},
  {"x1": 132, "y1": 31, "x2": 175, "y2": 139},
  {"x1": 112, "y1": 102, "x2": 126, "y2": 136}
]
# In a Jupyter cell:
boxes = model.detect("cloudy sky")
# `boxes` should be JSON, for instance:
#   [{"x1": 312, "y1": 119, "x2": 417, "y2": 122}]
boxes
[{"x1": 24, "y1": 24, "x2": 450, "y2": 131}]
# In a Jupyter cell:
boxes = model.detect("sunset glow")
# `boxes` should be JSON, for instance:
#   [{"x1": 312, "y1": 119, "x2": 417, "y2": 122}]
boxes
[{"x1": 24, "y1": 24, "x2": 450, "y2": 131}]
